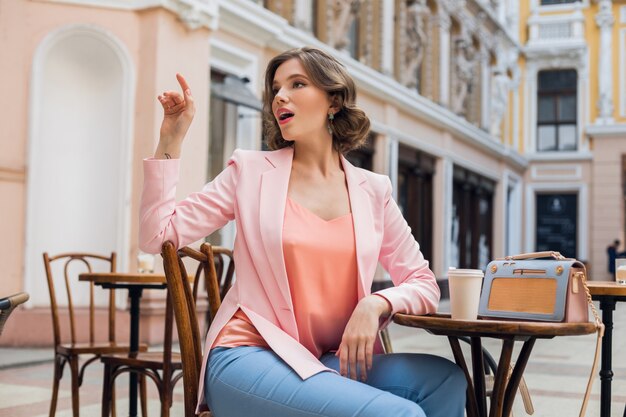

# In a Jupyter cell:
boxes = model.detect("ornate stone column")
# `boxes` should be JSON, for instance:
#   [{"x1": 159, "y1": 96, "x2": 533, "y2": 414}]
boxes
[
  {"x1": 380, "y1": 0, "x2": 394, "y2": 75},
  {"x1": 479, "y1": 45, "x2": 491, "y2": 130},
  {"x1": 437, "y1": 11, "x2": 451, "y2": 106},
  {"x1": 595, "y1": 0, "x2": 614, "y2": 124},
  {"x1": 294, "y1": 0, "x2": 314, "y2": 32}
]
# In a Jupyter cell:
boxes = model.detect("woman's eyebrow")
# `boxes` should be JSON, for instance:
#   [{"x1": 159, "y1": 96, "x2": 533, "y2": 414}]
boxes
[{"x1": 272, "y1": 73, "x2": 309, "y2": 87}]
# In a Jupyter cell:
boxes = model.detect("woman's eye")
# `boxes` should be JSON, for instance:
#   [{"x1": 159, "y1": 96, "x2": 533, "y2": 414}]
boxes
[
  {"x1": 293, "y1": 81, "x2": 305, "y2": 88},
  {"x1": 271, "y1": 88, "x2": 279, "y2": 95}
]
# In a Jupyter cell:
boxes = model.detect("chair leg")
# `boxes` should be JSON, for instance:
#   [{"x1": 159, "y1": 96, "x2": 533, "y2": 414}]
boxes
[
  {"x1": 101, "y1": 363, "x2": 113, "y2": 417},
  {"x1": 160, "y1": 394, "x2": 171, "y2": 417},
  {"x1": 140, "y1": 374, "x2": 148, "y2": 417},
  {"x1": 158, "y1": 378, "x2": 171, "y2": 417},
  {"x1": 69, "y1": 356, "x2": 80, "y2": 417},
  {"x1": 111, "y1": 376, "x2": 117, "y2": 417},
  {"x1": 48, "y1": 355, "x2": 64, "y2": 417}
]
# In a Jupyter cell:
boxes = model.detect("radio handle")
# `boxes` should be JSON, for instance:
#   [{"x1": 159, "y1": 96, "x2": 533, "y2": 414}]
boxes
[{"x1": 503, "y1": 251, "x2": 566, "y2": 261}]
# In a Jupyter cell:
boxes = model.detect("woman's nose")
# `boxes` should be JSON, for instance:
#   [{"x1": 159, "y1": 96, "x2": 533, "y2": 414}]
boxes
[{"x1": 274, "y1": 88, "x2": 288, "y2": 104}]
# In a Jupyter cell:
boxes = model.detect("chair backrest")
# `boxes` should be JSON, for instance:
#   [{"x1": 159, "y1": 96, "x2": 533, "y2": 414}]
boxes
[
  {"x1": 192, "y1": 246, "x2": 233, "y2": 331},
  {"x1": 0, "y1": 292, "x2": 30, "y2": 336},
  {"x1": 212, "y1": 247, "x2": 234, "y2": 301},
  {"x1": 162, "y1": 241, "x2": 223, "y2": 417},
  {"x1": 43, "y1": 252, "x2": 116, "y2": 346}
]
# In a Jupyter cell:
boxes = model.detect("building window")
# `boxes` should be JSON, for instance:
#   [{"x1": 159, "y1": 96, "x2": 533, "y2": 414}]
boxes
[
  {"x1": 397, "y1": 145, "x2": 435, "y2": 269},
  {"x1": 540, "y1": 0, "x2": 580, "y2": 5},
  {"x1": 535, "y1": 193, "x2": 578, "y2": 258},
  {"x1": 450, "y1": 167, "x2": 494, "y2": 270},
  {"x1": 537, "y1": 69, "x2": 577, "y2": 151},
  {"x1": 209, "y1": 69, "x2": 262, "y2": 244}
]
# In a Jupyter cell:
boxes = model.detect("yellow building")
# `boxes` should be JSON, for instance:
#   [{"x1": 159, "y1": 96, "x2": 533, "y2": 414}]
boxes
[
  {"x1": 516, "y1": 0, "x2": 626, "y2": 280},
  {"x1": 0, "y1": 0, "x2": 624, "y2": 347}
]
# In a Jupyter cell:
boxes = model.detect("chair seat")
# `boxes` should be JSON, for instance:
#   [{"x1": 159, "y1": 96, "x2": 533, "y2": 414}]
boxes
[
  {"x1": 101, "y1": 351, "x2": 183, "y2": 369},
  {"x1": 57, "y1": 342, "x2": 147, "y2": 355}
]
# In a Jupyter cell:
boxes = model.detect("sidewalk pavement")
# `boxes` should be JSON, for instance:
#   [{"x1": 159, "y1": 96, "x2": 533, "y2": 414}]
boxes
[{"x1": 1, "y1": 299, "x2": 624, "y2": 416}]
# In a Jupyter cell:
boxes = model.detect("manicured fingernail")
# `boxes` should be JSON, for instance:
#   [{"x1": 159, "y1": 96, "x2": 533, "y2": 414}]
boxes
[{"x1": 186, "y1": 89, "x2": 192, "y2": 96}]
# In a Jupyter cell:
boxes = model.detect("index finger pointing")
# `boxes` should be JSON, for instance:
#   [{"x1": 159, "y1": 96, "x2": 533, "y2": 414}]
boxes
[{"x1": 176, "y1": 73, "x2": 191, "y2": 94}]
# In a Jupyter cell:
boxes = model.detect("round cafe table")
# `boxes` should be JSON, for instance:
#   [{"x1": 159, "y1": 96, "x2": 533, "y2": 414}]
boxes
[
  {"x1": 393, "y1": 313, "x2": 597, "y2": 417},
  {"x1": 79, "y1": 272, "x2": 168, "y2": 417}
]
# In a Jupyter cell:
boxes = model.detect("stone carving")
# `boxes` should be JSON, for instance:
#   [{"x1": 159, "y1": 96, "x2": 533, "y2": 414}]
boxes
[
  {"x1": 331, "y1": 0, "x2": 362, "y2": 52},
  {"x1": 178, "y1": 3, "x2": 203, "y2": 30},
  {"x1": 402, "y1": 0, "x2": 430, "y2": 90},
  {"x1": 598, "y1": 91, "x2": 614, "y2": 119},
  {"x1": 451, "y1": 37, "x2": 477, "y2": 115},
  {"x1": 490, "y1": 68, "x2": 510, "y2": 137},
  {"x1": 595, "y1": 0, "x2": 614, "y2": 28}
]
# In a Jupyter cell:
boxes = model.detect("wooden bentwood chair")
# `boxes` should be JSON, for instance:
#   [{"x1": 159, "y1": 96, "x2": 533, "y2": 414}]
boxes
[
  {"x1": 43, "y1": 252, "x2": 146, "y2": 417},
  {"x1": 0, "y1": 292, "x2": 30, "y2": 336},
  {"x1": 162, "y1": 241, "x2": 225, "y2": 417},
  {"x1": 101, "y1": 243, "x2": 231, "y2": 417}
]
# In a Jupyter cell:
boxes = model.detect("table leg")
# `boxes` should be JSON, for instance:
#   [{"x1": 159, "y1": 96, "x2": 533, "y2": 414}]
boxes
[
  {"x1": 128, "y1": 287, "x2": 144, "y2": 417},
  {"x1": 471, "y1": 337, "x2": 488, "y2": 417},
  {"x1": 600, "y1": 298, "x2": 616, "y2": 417},
  {"x1": 489, "y1": 339, "x2": 514, "y2": 417},
  {"x1": 448, "y1": 336, "x2": 481, "y2": 417},
  {"x1": 502, "y1": 338, "x2": 535, "y2": 417}
]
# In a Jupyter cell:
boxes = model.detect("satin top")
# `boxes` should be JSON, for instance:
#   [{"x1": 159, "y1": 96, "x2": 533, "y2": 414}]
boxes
[{"x1": 213, "y1": 196, "x2": 359, "y2": 358}]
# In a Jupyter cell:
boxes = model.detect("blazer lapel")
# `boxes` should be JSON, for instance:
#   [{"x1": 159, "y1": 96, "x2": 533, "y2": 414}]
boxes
[
  {"x1": 259, "y1": 147, "x2": 294, "y2": 312},
  {"x1": 341, "y1": 155, "x2": 374, "y2": 300}
]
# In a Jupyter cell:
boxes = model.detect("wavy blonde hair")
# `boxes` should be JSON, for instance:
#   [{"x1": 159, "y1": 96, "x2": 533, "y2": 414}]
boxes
[{"x1": 262, "y1": 47, "x2": 370, "y2": 153}]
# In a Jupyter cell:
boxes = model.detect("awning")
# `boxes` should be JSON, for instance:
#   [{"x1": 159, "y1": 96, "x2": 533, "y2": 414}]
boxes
[{"x1": 211, "y1": 75, "x2": 263, "y2": 112}]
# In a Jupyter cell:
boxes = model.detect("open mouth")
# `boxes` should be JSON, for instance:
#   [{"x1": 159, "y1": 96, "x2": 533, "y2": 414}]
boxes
[{"x1": 278, "y1": 112, "x2": 294, "y2": 124}]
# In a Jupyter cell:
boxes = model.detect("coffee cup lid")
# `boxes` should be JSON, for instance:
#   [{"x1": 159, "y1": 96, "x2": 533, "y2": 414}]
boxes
[{"x1": 448, "y1": 267, "x2": 484, "y2": 276}]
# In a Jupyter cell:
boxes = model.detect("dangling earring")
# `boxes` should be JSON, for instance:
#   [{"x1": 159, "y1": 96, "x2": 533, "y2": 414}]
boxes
[{"x1": 327, "y1": 112, "x2": 334, "y2": 135}]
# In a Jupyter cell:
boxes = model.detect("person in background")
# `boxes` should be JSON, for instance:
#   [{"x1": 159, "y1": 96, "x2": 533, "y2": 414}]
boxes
[
  {"x1": 608, "y1": 239, "x2": 620, "y2": 275},
  {"x1": 139, "y1": 46, "x2": 466, "y2": 417}
]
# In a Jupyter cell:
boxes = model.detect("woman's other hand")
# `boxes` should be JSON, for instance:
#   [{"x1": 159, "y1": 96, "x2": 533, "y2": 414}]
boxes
[
  {"x1": 154, "y1": 73, "x2": 195, "y2": 159},
  {"x1": 337, "y1": 295, "x2": 391, "y2": 382}
]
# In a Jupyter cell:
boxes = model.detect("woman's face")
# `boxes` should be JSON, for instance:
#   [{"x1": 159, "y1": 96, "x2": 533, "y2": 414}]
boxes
[{"x1": 271, "y1": 58, "x2": 334, "y2": 143}]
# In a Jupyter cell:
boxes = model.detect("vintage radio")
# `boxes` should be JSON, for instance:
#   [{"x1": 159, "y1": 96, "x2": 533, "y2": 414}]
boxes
[{"x1": 478, "y1": 251, "x2": 588, "y2": 322}]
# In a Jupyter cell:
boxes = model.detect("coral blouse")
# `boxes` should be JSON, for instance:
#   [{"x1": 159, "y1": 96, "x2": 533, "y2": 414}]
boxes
[{"x1": 213, "y1": 196, "x2": 359, "y2": 358}]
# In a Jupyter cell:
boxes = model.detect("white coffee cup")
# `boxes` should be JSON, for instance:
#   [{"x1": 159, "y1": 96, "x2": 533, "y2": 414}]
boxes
[
  {"x1": 616, "y1": 262, "x2": 626, "y2": 284},
  {"x1": 137, "y1": 252, "x2": 155, "y2": 274},
  {"x1": 448, "y1": 267, "x2": 484, "y2": 320}
]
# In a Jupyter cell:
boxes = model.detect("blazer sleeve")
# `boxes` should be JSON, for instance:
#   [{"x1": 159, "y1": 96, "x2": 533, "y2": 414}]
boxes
[
  {"x1": 373, "y1": 177, "x2": 440, "y2": 317},
  {"x1": 138, "y1": 151, "x2": 240, "y2": 254}
]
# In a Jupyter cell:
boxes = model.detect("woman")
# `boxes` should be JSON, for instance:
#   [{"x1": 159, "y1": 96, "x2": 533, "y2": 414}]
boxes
[{"x1": 140, "y1": 47, "x2": 466, "y2": 417}]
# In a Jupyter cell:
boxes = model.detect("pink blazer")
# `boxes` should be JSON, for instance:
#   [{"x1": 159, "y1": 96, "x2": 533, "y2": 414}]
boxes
[{"x1": 138, "y1": 147, "x2": 440, "y2": 411}]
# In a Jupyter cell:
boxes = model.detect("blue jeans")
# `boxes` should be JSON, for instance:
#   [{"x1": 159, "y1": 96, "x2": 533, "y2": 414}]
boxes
[{"x1": 205, "y1": 346, "x2": 466, "y2": 417}]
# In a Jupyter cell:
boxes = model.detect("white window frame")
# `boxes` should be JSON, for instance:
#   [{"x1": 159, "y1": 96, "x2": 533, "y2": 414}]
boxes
[
  {"x1": 531, "y1": 0, "x2": 588, "y2": 13},
  {"x1": 524, "y1": 182, "x2": 588, "y2": 261},
  {"x1": 524, "y1": 56, "x2": 590, "y2": 159}
]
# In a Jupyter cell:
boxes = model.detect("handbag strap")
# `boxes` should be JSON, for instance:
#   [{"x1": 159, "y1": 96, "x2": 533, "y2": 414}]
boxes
[
  {"x1": 578, "y1": 271, "x2": 605, "y2": 417},
  {"x1": 502, "y1": 251, "x2": 566, "y2": 261}
]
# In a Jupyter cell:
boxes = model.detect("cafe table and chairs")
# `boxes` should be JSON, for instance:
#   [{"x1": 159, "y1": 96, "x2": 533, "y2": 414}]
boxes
[
  {"x1": 78, "y1": 271, "x2": 170, "y2": 417},
  {"x1": 393, "y1": 313, "x2": 597, "y2": 417}
]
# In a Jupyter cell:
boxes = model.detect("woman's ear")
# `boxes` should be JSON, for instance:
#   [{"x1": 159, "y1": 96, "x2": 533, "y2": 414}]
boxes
[{"x1": 329, "y1": 94, "x2": 341, "y2": 114}]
